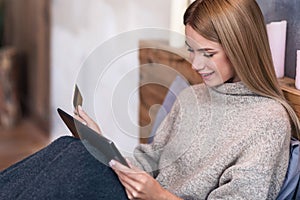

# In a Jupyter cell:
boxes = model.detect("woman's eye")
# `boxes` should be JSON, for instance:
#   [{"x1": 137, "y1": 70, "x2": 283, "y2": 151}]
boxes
[
  {"x1": 203, "y1": 52, "x2": 214, "y2": 58},
  {"x1": 187, "y1": 48, "x2": 194, "y2": 53}
]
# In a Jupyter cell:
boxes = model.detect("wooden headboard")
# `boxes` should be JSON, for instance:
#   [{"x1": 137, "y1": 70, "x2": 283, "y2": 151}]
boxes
[{"x1": 278, "y1": 77, "x2": 300, "y2": 120}]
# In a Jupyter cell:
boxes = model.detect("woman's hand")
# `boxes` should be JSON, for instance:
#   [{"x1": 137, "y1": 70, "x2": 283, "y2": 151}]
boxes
[
  {"x1": 110, "y1": 159, "x2": 182, "y2": 200},
  {"x1": 74, "y1": 105, "x2": 102, "y2": 134}
]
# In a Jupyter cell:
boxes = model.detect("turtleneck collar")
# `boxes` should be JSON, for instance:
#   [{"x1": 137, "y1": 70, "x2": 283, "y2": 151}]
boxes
[{"x1": 208, "y1": 81, "x2": 258, "y2": 97}]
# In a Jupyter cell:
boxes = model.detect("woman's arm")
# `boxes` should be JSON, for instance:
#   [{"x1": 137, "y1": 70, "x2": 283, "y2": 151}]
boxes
[{"x1": 129, "y1": 96, "x2": 183, "y2": 176}]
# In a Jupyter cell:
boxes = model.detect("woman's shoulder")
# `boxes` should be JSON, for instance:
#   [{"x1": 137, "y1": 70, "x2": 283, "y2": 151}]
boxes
[
  {"x1": 172, "y1": 83, "x2": 210, "y2": 107},
  {"x1": 251, "y1": 97, "x2": 291, "y2": 134},
  {"x1": 178, "y1": 83, "x2": 209, "y2": 99},
  {"x1": 255, "y1": 97, "x2": 289, "y2": 120}
]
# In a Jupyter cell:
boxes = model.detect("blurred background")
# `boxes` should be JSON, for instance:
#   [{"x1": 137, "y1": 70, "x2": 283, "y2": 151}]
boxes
[
  {"x1": 0, "y1": 0, "x2": 299, "y2": 171},
  {"x1": 0, "y1": 0, "x2": 174, "y2": 171}
]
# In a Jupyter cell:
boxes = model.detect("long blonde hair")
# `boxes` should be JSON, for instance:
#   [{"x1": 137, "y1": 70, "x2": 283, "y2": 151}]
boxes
[{"x1": 184, "y1": 0, "x2": 300, "y2": 139}]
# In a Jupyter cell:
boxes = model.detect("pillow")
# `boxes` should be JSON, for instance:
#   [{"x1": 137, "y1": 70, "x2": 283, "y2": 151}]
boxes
[{"x1": 276, "y1": 137, "x2": 300, "y2": 200}]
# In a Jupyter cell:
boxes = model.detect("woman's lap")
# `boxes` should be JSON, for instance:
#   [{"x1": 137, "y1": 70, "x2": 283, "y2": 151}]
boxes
[{"x1": 0, "y1": 136, "x2": 128, "y2": 200}]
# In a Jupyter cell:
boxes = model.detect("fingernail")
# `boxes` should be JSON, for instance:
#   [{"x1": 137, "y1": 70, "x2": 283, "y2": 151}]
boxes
[
  {"x1": 78, "y1": 105, "x2": 83, "y2": 111},
  {"x1": 109, "y1": 160, "x2": 115, "y2": 167}
]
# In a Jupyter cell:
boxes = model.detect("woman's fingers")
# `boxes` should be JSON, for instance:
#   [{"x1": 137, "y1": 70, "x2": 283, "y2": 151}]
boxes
[
  {"x1": 125, "y1": 189, "x2": 133, "y2": 200},
  {"x1": 73, "y1": 109, "x2": 78, "y2": 115},
  {"x1": 110, "y1": 160, "x2": 139, "y2": 187},
  {"x1": 111, "y1": 160, "x2": 145, "y2": 183},
  {"x1": 73, "y1": 114, "x2": 87, "y2": 125},
  {"x1": 112, "y1": 160, "x2": 176, "y2": 200},
  {"x1": 110, "y1": 160, "x2": 132, "y2": 173},
  {"x1": 117, "y1": 177, "x2": 136, "y2": 199},
  {"x1": 111, "y1": 159, "x2": 171, "y2": 200},
  {"x1": 74, "y1": 106, "x2": 102, "y2": 134},
  {"x1": 109, "y1": 160, "x2": 137, "y2": 199},
  {"x1": 110, "y1": 160, "x2": 147, "y2": 188},
  {"x1": 114, "y1": 169, "x2": 143, "y2": 199},
  {"x1": 77, "y1": 106, "x2": 92, "y2": 121}
]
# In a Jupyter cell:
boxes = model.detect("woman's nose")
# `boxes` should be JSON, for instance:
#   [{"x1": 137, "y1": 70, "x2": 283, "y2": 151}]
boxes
[{"x1": 192, "y1": 56, "x2": 206, "y2": 71}]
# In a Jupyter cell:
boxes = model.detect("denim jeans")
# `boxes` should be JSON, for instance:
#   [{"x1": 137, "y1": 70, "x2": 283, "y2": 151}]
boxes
[{"x1": 0, "y1": 136, "x2": 128, "y2": 200}]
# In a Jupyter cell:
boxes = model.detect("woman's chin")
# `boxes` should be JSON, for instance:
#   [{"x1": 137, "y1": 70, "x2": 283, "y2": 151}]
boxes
[{"x1": 203, "y1": 79, "x2": 223, "y2": 88}]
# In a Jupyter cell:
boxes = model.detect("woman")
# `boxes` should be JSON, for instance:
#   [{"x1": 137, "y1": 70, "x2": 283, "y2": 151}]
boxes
[{"x1": 1, "y1": 0, "x2": 299, "y2": 199}]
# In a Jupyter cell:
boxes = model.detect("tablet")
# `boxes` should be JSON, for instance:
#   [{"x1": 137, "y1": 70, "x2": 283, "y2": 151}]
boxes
[{"x1": 57, "y1": 108, "x2": 129, "y2": 167}]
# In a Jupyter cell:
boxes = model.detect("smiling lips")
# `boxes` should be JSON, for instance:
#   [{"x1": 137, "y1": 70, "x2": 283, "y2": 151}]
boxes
[
  {"x1": 200, "y1": 72, "x2": 214, "y2": 77},
  {"x1": 195, "y1": 71, "x2": 215, "y2": 80},
  {"x1": 192, "y1": 66, "x2": 215, "y2": 79}
]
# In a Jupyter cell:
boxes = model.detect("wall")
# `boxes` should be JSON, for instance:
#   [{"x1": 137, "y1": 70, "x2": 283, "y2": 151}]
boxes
[
  {"x1": 256, "y1": 0, "x2": 300, "y2": 78},
  {"x1": 4, "y1": 0, "x2": 50, "y2": 131},
  {"x1": 51, "y1": 0, "x2": 172, "y2": 154}
]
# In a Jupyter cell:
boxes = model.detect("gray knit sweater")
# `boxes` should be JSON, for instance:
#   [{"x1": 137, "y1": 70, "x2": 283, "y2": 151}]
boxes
[{"x1": 132, "y1": 82, "x2": 291, "y2": 200}]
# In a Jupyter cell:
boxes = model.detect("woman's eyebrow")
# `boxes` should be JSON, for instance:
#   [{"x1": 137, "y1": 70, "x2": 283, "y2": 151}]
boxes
[{"x1": 185, "y1": 41, "x2": 215, "y2": 52}]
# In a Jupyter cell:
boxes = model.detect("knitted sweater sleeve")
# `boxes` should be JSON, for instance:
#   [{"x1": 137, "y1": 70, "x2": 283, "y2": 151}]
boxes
[
  {"x1": 207, "y1": 112, "x2": 291, "y2": 200},
  {"x1": 129, "y1": 97, "x2": 182, "y2": 177}
]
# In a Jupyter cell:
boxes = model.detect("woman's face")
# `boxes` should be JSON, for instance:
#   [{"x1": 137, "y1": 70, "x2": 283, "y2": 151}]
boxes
[{"x1": 185, "y1": 25, "x2": 240, "y2": 87}]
